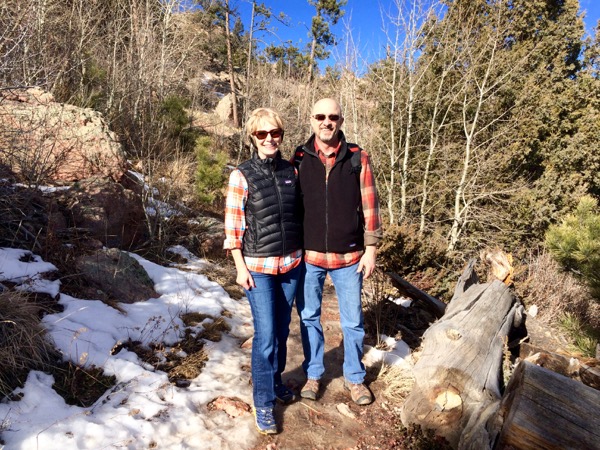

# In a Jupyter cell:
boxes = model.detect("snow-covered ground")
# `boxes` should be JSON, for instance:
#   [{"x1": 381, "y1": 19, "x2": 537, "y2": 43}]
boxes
[{"x1": 0, "y1": 246, "x2": 258, "y2": 450}]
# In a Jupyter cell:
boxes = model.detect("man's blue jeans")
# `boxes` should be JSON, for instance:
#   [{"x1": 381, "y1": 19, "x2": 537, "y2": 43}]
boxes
[
  {"x1": 296, "y1": 261, "x2": 366, "y2": 384},
  {"x1": 244, "y1": 264, "x2": 301, "y2": 408}
]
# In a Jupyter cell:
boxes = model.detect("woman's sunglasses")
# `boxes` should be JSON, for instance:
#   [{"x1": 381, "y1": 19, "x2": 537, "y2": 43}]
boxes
[
  {"x1": 253, "y1": 129, "x2": 283, "y2": 139},
  {"x1": 312, "y1": 114, "x2": 340, "y2": 121}
]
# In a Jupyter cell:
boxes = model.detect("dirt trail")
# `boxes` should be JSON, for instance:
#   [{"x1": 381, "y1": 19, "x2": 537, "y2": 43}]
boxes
[{"x1": 250, "y1": 280, "x2": 393, "y2": 450}]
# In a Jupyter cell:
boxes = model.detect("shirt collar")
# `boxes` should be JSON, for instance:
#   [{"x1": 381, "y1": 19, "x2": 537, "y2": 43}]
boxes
[{"x1": 313, "y1": 140, "x2": 341, "y2": 158}]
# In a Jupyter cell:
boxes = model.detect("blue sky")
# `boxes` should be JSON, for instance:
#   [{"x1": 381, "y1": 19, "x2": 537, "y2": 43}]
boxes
[{"x1": 237, "y1": 0, "x2": 600, "y2": 69}]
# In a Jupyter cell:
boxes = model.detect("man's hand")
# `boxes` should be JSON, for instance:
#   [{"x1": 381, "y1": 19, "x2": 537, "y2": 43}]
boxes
[{"x1": 357, "y1": 245, "x2": 377, "y2": 279}]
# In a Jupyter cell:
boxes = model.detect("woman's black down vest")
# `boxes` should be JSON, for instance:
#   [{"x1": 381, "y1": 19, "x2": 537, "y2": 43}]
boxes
[{"x1": 237, "y1": 152, "x2": 303, "y2": 257}]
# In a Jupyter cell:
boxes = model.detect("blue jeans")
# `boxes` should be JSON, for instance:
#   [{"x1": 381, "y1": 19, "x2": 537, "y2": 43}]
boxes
[
  {"x1": 296, "y1": 261, "x2": 366, "y2": 384},
  {"x1": 244, "y1": 263, "x2": 301, "y2": 408}
]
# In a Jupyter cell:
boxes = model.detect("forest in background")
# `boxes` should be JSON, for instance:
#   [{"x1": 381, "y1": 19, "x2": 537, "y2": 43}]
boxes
[{"x1": 1, "y1": 0, "x2": 599, "y2": 330}]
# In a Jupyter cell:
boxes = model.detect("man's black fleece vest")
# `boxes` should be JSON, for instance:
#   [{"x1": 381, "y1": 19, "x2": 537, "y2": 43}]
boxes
[
  {"x1": 237, "y1": 152, "x2": 302, "y2": 257},
  {"x1": 297, "y1": 133, "x2": 364, "y2": 253}
]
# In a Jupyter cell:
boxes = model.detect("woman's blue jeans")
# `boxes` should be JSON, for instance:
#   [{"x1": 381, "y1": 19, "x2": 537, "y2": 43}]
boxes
[
  {"x1": 296, "y1": 261, "x2": 366, "y2": 384},
  {"x1": 244, "y1": 263, "x2": 301, "y2": 408}
]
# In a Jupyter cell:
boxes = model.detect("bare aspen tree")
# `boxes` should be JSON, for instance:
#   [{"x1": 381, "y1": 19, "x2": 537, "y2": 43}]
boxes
[
  {"x1": 397, "y1": 0, "x2": 440, "y2": 223},
  {"x1": 158, "y1": 0, "x2": 181, "y2": 98},
  {"x1": 447, "y1": 8, "x2": 503, "y2": 251},
  {"x1": 0, "y1": 2, "x2": 30, "y2": 86},
  {"x1": 445, "y1": 3, "x2": 532, "y2": 252},
  {"x1": 335, "y1": 18, "x2": 365, "y2": 145},
  {"x1": 371, "y1": 0, "x2": 437, "y2": 225},
  {"x1": 374, "y1": 13, "x2": 404, "y2": 226},
  {"x1": 418, "y1": 18, "x2": 463, "y2": 235}
]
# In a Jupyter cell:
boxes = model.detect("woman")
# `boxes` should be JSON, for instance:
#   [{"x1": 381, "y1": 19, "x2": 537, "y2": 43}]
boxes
[{"x1": 223, "y1": 107, "x2": 303, "y2": 435}]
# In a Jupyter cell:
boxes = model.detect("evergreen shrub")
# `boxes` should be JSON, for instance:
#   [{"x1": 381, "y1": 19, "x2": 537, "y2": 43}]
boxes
[
  {"x1": 194, "y1": 136, "x2": 227, "y2": 205},
  {"x1": 545, "y1": 196, "x2": 600, "y2": 300}
]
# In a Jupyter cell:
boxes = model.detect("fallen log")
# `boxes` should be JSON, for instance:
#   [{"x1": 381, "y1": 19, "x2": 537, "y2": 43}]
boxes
[
  {"x1": 495, "y1": 360, "x2": 600, "y2": 449},
  {"x1": 520, "y1": 342, "x2": 600, "y2": 391},
  {"x1": 400, "y1": 263, "x2": 524, "y2": 449},
  {"x1": 580, "y1": 363, "x2": 600, "y2": 391},
  {"x1": 519, "y1": 342, "x2": 579, "y2": 378},
  {"x1": 386, "y1": 272, "x2": 446, "y2": 319}
]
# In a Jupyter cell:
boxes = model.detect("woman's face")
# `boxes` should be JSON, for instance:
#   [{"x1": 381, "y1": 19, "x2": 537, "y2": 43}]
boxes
[{"x1": 253, "y1": 118, "x2": 283, "y2": 159}]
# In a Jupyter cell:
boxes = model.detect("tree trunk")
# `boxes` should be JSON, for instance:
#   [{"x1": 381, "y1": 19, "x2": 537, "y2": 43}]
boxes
[
  {"x1": 401, "y1": 269, "x2": 524, "y2": 449},
  {"x1": 224, "y1": 0, "x2": 239, "y2": 128},
  {"x1": 495, "y1": 360, "x2": 600, "y2": 450},
  {"x1": 237, "y1": 0, "x2": 255, "y2": 163},
  {"x1": 308, "y1": 37, "x2": 316, "y2": 83}
]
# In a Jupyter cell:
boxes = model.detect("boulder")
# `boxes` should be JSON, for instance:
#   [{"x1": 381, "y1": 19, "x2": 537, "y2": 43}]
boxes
[
  {"x1": 0, "y1": 87, "x2": 127, "y2": 183},
  {"x1": 74, "y1": 248, "x2": 158, "y2": 304},
  {"x1": 214, "y1": 93, "x2": 233, "y2": 122}
]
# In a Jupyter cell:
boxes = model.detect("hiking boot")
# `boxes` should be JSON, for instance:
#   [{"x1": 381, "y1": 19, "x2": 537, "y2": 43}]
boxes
[
  {"x1": 275, "y1": 384, "x2": 296, "y2": 404},
  {"x1": 253, "y1": 407, "x2": 277, "y2": 435},
  {"x1": 300, "y1": 379, "x2": 320, "y2": 401},
  {"x1": 344, "y1": 381, "x2": 373, "y2": 405}
]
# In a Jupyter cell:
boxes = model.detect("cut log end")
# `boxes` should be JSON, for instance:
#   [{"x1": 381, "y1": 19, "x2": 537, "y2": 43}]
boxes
[{"x1": 434, "y1": 387, "x2": 462, "y2": 411}]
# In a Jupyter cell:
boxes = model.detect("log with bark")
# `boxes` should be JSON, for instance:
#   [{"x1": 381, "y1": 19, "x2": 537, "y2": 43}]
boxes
[
  {"x1": 520, "y1": 342, "x2": 600, "y2": 392},
  {"x1": 495, "y1": 360, "x2": 600, "y2": 449},
  {"x1": 400, "y1": 259, "x2": 524, "y2": 449}
]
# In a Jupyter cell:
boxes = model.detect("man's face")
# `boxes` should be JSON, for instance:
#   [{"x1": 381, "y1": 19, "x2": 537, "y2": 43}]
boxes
[{"x1": 310, "y1": 99, "x2": 344, "y2": 145}]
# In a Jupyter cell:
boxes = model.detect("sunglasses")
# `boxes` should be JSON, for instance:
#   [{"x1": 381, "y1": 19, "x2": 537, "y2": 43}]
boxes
[
  {"x1": 312, "y1": 114, "x2": 341, "y2": 122},
  {"x1": 253, "y1": 129, "x2": 283, "y2": 139}
]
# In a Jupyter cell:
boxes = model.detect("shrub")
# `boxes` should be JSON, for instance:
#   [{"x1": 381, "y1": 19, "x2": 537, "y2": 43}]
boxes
[
  {"x1": 545, "y1": 196, "x2": 600, "y2": 299},
  {"x1": 377, "y1": 223, "x2": 448, "y2": 275},
  {"x1": 159, "y1": 95, "x2": 200, "y2": 152}
]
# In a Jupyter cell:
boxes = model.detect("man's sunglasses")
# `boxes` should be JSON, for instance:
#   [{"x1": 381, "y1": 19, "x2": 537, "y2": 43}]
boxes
[
  {"x1": 312, "y1": 114, "x2": 341, "y2": 122},
  {"x1": 253, "y1": 129, "x2": 283, "y2": 139}
]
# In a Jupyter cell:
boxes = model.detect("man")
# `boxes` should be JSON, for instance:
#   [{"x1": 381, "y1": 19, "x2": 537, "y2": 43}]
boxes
[{"x1": 293, "y1": 98, "x2": 382, "y2": 406}]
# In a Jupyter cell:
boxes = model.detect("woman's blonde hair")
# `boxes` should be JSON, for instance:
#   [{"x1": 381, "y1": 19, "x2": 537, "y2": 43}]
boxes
[{"x1": 245, "y1": 107, "x2": 284, "y2": 147}]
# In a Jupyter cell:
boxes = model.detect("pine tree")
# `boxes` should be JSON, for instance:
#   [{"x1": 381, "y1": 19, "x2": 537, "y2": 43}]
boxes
[{"x1": 307, "y1": 0, "x2": 347, "y2": 82}]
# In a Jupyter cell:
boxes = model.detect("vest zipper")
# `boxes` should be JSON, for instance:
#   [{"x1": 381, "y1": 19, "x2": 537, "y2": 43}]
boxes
[
  {"x1": 271, "y1": 162, "x2": 286, "y2": 255},
  {"x1": 324, "y1": 163, "x2": 329, "y2": 252}
]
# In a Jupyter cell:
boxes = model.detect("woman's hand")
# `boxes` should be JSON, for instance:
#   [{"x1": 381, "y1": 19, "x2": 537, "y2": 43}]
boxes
[
  {"x1": 236, "y1": 266, "x2": 256, "y2": 290},
  {"x1": 231, "y1": 249, "x2": 256, "y2": 290}
]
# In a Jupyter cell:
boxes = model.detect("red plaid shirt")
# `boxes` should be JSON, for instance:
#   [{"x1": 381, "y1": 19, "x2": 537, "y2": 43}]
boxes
[
  {"x1": 223, "y1": 169, "x2": 303, "y2": 275},
  {"x1": 304, "y1": 142, "x2": 382, "y2": 269}
]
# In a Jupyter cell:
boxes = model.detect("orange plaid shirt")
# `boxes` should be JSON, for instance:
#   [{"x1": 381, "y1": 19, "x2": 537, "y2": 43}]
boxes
[
  {"x1": 223, "y1": 169, "x2": 303, "y2": 275},
  {"x1": 303, "y1": 142, "x2": 382, "y2": 270}
]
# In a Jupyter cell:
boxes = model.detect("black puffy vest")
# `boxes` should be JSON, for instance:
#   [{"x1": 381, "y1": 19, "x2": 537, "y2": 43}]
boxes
[
  {"x1": 296, "y1": 133, "x2": 364, "y2": 253},
  {"x1": 237, "y1": 152, "x2": 303, "y2": 257}
]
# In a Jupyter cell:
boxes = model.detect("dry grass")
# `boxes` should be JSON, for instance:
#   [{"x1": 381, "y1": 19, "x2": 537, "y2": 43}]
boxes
[
  {"x1": 132, "y1": 152, "x2": 205, "y2": 215},
  {"x1": 516, "y1": 250, "x2": 597, "y2": 326},
  {"x1": 378, "y1": 363, "x2": 415, "y2": 403},
  {"x1": 50, "y1": 362, "x2": 116, "y2": 407},
  {"x1": 515, "y1": 250, "x2": 600, "y2": 355},
  {"x1": 362, "y1": 270, "x2": 399, "y2": 345},
  {"x1": 197, "y1": 317, "x2": 231, "y2": 342},
  {"x1": 0, "y1": 290, "x2": 58, "y2": 397}
]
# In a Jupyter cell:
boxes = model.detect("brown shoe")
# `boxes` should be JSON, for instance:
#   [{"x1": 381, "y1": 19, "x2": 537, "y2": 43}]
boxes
[
  {"x1": 344, "y1": 381, "x2": 373, "y2": 405},
  {"x1": 300, "y1": 379, "x2": 320, "y2": 401}
]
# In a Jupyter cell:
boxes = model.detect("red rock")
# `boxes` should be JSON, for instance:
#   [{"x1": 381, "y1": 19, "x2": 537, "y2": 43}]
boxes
[{"x1": 0, "y1": 88, "x2": 127, "y2": 183}]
